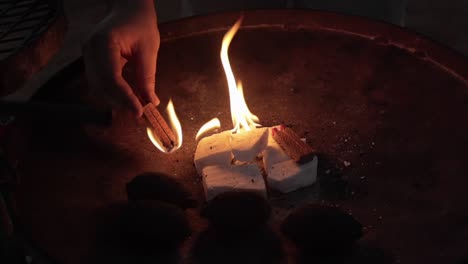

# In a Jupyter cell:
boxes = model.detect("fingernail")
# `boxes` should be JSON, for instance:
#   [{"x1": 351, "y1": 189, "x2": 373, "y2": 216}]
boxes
[{"x1": 152, "y1": 93, "x2": 160, "y2": 106}]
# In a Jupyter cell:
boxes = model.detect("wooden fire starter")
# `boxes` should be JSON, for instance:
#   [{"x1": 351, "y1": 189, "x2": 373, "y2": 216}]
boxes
[
  {"x1": 272, "y1": 125, "x2": 315, "y2": 164},
  {"x1": 143, "y1": 103, "x2": 176, "y2": 151}
]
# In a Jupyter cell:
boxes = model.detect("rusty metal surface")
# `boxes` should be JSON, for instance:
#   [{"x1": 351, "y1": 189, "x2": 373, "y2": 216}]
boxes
[{"x1": 8, "y1": 10, "x2": 468, "y2": 264}]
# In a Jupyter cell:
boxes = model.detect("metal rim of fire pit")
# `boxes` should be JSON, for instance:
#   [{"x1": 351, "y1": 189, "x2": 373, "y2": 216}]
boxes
[
  {"x1": 32, "y1": 9, "x2": 468, "y2": 102},
  {"x1": 158, "y1": 9, "x2": 468, "y2": 82}
]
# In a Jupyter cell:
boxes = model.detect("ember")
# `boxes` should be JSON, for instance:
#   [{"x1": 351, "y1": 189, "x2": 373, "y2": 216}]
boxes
[{"x1": 194, "y1": 17, "x2": 318, "y2": 201}]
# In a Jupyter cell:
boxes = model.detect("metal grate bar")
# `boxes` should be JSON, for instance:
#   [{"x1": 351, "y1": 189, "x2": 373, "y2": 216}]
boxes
[
  {"x1": 0, "y1": 47, "x2": 12, "y2": 53},
  {"x1": 22, "y1": 10, "x2": 51, "y2": 45},
  {"x1": 0, "y1": 0, "x2": 17, "y2": 17},
  {"x1": 1, "y1": 36, "x2": 24, "y2": 43},
  {"x1": 7, "y1": 24, "x2": 36, "y2": 34},
  {"x1": 0, "y1": 1, "x2": 40, "y2": 39},
  {"x1": 1, "y1": 4, "x2": 48, "y2": 19},
  {"x1": 0, "y1": 13, "x2": 50, "y2": 29},
  {"x1": 14, "y1": 13, "x2": 50, "y2": 24},
  {"x1": 0, "y1": 0, "x2": 58, "y2": 59}
]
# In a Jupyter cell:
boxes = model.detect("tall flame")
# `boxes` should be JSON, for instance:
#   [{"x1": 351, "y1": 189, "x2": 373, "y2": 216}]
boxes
[
  {"x1": 147, "y1": 99, "x2": 183, "y2": 153},
  {"x1": 220, "y1": 17, "x2": 260, "y2": 134},
  {"x1": 195, "y1": 16, "x2": 260, "y2": 141}
]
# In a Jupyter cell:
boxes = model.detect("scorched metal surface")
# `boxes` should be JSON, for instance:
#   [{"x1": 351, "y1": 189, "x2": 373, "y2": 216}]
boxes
[{"x1": 8, "y1": 10, "x2": 468, "y2": 264}]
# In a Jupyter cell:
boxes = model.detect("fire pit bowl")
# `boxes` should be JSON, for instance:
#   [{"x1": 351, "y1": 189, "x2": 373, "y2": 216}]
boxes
[{"x1": 6, "y1": 10, "x2": 468, "y2": 264}]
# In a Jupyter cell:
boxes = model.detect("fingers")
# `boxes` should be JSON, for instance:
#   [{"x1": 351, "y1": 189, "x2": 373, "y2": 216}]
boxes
[
  {"x1": 134, "y1": 42, "x2": 160, "y2": 106},
  {"x1": 82, "y1": 5, "x2": 160, "y2": 116},
  {"x1": 84, "y1": 30, "x2": 144, "y2": 116}
]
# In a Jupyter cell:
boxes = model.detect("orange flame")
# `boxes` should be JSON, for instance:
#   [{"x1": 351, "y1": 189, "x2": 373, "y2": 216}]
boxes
[
  {"x1": 196, "y1": 118, "x2": 221, "y2": 141},
  {"x1": 195, "y1": 16, "x2": 261, "y2": 141},
  {"x1": 147, "y1": 99, "x2": 183, "y2": 153},
  {"x1": 221, "y1": 17, "x2": 260, "y2": 133}
]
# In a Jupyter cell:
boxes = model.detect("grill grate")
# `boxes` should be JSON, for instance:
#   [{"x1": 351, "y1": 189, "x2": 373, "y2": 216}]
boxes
[{"x1": 0, "y1": 0, "x2": 58, "y2": 60}]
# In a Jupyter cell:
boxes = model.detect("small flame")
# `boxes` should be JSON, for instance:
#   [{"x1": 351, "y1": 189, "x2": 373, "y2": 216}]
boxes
[
  {"x1": 220, "y1": 16, "x2": 261, "y2": 134},
  {"x1": 147, "y1": 99, "x2": 183, "y2": 153},
  {"x1": 196, "y1": 118, "x2": 221, "y2": 141}
]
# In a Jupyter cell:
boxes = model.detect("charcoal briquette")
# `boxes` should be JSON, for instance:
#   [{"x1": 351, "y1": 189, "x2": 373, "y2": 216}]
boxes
[
  {"x1": 281, "y1": 203, "x2": 362, "y2": 255},
  {"x1": 202, "y1": 191, "x2": 271, "y2": 234},
  {"x1": 121, "y1": 200, "x2": 191, "y2": 249}
]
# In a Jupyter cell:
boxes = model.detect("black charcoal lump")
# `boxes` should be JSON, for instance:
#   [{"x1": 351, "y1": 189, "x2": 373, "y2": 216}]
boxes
[
  {"x1": 202, "y1": 191, "x2": 271, "y2": 233},
  {"x1": 121, "y1": 200, "x2": 191, "y2": 248},
  {"x1": 281, "y1": 203, "x2": 362, "y2": 255}
]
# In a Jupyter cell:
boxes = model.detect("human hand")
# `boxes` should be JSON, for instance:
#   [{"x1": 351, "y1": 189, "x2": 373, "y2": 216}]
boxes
[{"x1": 83, "y1": 0, "x2": 160, "y2": 117}]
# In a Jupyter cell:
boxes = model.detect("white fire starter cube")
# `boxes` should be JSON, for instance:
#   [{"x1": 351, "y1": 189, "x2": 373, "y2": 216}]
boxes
[
  {"x1": 201, "y1": 164, "x2": 266, "y2": 201},
  {"x1": 262, "y1": 128, "x2": 318, "y2": 193},
  {"x1": 194, "y1": 126, "x2": 318, "y2": 201}
]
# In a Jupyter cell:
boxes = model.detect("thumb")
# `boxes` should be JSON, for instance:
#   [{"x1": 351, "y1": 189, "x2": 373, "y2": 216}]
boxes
[{"x1": 135, "y1": 44, "x2": 160, "y2": 106}]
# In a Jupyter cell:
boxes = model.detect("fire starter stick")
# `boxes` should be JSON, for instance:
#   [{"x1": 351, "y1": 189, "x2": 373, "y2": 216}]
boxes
[
  {"x1": 272, "y1": 125, "x2": 315, "y2": 164},
  {"x1": 143, "y1": 103, "x2": 176, "y2": 150}
]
